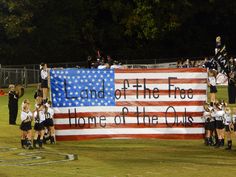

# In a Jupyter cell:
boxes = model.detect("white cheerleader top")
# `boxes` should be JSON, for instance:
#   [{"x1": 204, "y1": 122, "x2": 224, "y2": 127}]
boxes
[
  {"x1": 208, "y1": 76, "x2": 216, "y2": 86},
  {"x1": 34, "y1": 109, "x2": 45, "y2": 123},
  {"x1": 45, "y1": 107, "x2": 54, "y2": 119},
  {"x1": 21, "y1": 111, "x2": 32, "y2": 122},
  {"x1": 224, "y1": 113, "x2": 232, "y2": 125},
  {"x1": 211, "y1": 110, "x2": 225, "y2": 121},
  {"x1": 41, "y1": 69, "x2": 48, "y2": 80},
  {"x1": 203, "y1": 111, "x2": 211, "y2": 122}
]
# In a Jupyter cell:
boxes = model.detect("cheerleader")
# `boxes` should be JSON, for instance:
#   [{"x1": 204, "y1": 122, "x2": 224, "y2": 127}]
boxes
[
  {"x1": 44, "y1": 101, "x2": 56, "y2": 144},
  {"x1": 34, "y1": 84, "x2": 43, "y2": 101},
  {"x1": 33, "y1": 104, "x2": 46, "y2": 148},
  {"x1": 202, "y1": 103, "x2": 213, "y2": 145},
  {"x1": 211, "y1": 102, "x2": 225, "y2": 147},
  {"x1": 20, "y1": 99, "x2": 33, "y2": 149},
  {"x1": 219, "y1": 99, "x2": 227, "y2": 110},
  {"x1": 208, "y1": 70, "x2": 217, "y2": 105},
  {"x1": 40, "y1": 63, "x2": 49, "y2": 104},
  {"x1": 209, "y1": 103, "x2": 218, "y2": 146},
  {"x1": 224, "y1": 107, "x2": 233, "y2": 150}
]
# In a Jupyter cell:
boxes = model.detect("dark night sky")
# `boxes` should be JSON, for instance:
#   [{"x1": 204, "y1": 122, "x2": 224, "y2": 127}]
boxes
[{"x1": 0, "y1": 0, "x2": 235, "y2": 65}]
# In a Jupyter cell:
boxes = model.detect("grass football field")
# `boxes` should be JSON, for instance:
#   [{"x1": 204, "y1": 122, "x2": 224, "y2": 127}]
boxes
[{"x1": 1, "y1": 86, "x2": 236, "y2": 177}]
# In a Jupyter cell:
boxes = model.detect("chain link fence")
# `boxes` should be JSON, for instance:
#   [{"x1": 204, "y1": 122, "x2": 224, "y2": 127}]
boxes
[
  {"x1": 0, "y1": 67, "x2": 40, "y2": 88},
  {"x1": 0, "y1": 61, "x2": 177, "y2": 88}
]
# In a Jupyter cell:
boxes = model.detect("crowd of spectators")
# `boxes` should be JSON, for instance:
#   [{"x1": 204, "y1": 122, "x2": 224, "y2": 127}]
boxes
[
  {"x1": 177, "y1": 58, "x2": 205, "y2": 68},
  {"x1": 177, "y1": 57, "x2": 216, "y2": 69},
  {"x1": 86, "y1": 54, "x2": 123, "y2": 69},
  {"x1": 177, "y1": 57, "x2": 236, "y2": 70}
]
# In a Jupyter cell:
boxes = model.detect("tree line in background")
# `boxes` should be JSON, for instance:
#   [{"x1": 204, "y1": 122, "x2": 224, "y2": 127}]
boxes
[{"x1": 0, "y1": 0, "x2": 236, "y2": 65}]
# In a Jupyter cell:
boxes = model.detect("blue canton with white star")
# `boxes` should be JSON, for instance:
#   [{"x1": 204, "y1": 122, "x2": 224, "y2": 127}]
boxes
[{"x1": 50, "y1": 69, "x2": 115, "y2": 107}]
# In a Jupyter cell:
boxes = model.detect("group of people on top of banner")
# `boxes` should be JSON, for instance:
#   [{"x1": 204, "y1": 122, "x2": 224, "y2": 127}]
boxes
[
  {"x1": 202, "y1": 36, "x2": 236, "y2": 150},
  {"x1": 8, "y1": 63, "x2": 55, "y2": 149}
]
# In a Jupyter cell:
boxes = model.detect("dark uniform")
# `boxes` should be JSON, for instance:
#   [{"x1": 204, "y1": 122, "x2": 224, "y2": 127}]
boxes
[
  {"x1": 214, "y1": 37, "x2": 228, "y2": 74},
  {"x1": 8, "y1": 90, "x2": 19, "y2": 125},
  {"x1": 213, "y1": 36, "x2": 236, "y2": 104},
  {"x1": 233, "y1": 113, "x2": 236, "y2": 132},
  {"x1": 228, "y1": 63, "x2": 236, "y2": 104}
]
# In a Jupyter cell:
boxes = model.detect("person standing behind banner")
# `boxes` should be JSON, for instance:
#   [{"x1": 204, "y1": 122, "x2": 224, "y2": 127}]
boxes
[
  {"x1": 40, "y1": 63, "x2": 49, "y2": 104},
  {"x1": 110, "y1": 60, "x2": 122, "y2": 69},
  {"x1": 227, "y1": 57, "x2": 236, "y2": 104}
]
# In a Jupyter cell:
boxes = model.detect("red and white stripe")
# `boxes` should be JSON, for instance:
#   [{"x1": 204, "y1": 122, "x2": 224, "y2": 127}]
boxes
[{"x1": 53, "y1": 68, "x2": 207, "y2": 141}]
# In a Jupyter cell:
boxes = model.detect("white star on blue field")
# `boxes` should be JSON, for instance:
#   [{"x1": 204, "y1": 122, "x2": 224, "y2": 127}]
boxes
[{"x1": 50, "y1": 69, "x2": 115, "y2": 107}]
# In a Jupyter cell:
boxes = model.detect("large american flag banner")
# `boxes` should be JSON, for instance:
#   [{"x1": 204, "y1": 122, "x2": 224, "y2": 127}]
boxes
[{"x1": 50, "y1": 68, "x2": 207, "y2": 141}]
